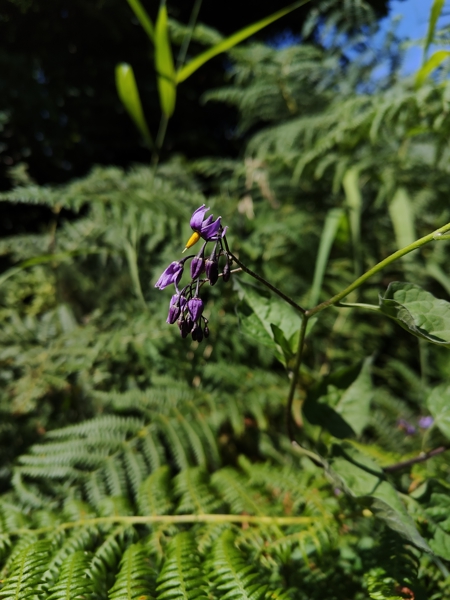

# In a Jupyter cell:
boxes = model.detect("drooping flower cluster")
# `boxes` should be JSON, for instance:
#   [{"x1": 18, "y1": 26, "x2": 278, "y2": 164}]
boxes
[{"x1": 155, "y1": 205, "x2": 231, "y2": 341}]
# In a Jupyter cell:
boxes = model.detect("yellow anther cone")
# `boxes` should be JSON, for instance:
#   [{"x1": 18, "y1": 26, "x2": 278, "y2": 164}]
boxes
[{"x1": 183, "y1": 231, "x2": 201, "y2": 253}]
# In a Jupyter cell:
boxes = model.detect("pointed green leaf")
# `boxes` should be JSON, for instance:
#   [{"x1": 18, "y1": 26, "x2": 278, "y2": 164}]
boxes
[
  {"x1": 126, "y1": 0, "x2": 154, "y2": 41},
  {"x1": 379, "y1": 282, "x2": 450, "y2": 347},
  {"x1": 424, "y1": 0, "x2": 445, "y2": 57},
  {"x1": 235, "y1": 280, "x2": 301, "y2": 342},
  {"x1": 309, "y1": 207, "x2": 344, "y2": 306},
  {"x1": 115, "y1": 63, "x2": 153, "y2": 146},
  {"x1": 329, "y1": 443, "x2": 431, "y2": 553},
  {"x1": 176, "y1": 0, "x2": 312, "y2": 84},
  {"x1": 155, "y1": 5, "x2": 176, "y2": 118},
  {"x1": 416, "y1": 49, "x2": 450, "y2": 88},
  {"x1": 427, "y1": 383, "x2": 450, "y2": 440}
]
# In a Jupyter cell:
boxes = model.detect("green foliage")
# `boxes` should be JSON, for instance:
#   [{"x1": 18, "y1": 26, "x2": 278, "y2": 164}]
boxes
[{"x1": 1, "y1": 2, "x2": 450, "y2": 599}]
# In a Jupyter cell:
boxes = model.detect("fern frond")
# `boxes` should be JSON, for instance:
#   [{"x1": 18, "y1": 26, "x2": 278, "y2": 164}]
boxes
[
  {"x1": 108, "y1": 543, "x2": 156, "y2": 600},
  {"x1": 0, "y1": 540, "x2": 50, "y2": 599},
  {"x1": 208, "y1": 530, "x2": 268, "y2": 600},
  {"x1": 155, "y1": 532, "x2": 208, "y2": 600},
  {"x1": 174, "y1": 467, "x2": 223, "y2": 515},
  {"x1": 46, "y1": 550, "x2": 93, "y2": 600}
]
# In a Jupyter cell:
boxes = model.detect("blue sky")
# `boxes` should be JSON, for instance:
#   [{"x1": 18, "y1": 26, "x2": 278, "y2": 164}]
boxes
[{"x1": 384, "y1": 0, "x2": 447, "y2": 73}]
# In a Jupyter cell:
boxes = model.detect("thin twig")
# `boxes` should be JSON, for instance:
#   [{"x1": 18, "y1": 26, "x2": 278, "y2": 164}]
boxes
[
  {"x1": 224, "y1": 242, "x2": 305, "y2": 314},
  {"x1": 383, "y1": 446, "x2": 448, "y2": 473}
]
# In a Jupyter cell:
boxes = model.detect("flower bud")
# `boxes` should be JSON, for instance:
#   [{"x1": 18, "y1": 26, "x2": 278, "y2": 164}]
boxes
[
  {"x1": 205, "y1": 258, "x2": 219, "y2": 285},
  {"x1": 204, "y1": 324, "x2": 210, "y2": 338},
  {"x1": 192, "y1": 324, "x2": 203, "y2": 342},
  {"x1": 178, "y1": 318, "x2": 190, "y2": 338},
  {"x1": 190, "y1": 256, "x2": 204, "y2": 279},
  {"x1": 167, "y1": 294, "x2": 186, "y2": 324},
  {"x1": 222, "y1": 259, "x2": 231, "y2": 282},
  {"x1": 188, "y1": 297, "x2": 204, "y2": 321}
]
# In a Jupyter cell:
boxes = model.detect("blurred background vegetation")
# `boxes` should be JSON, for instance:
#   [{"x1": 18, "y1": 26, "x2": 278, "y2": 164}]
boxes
[{"x1": 1, "y1": 0, "x2": 450, "y2": 598}]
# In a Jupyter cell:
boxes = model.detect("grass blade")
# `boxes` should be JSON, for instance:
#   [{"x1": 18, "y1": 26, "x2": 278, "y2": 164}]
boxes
[
  {"x1": 126, "y1": 0, "x2": 154, "y2": 41},
  {"x1": 115, "y1": 63, "x2": 153, "y2": 146},
  {"x1": 176, "y1": 0, "x2": 312, "y2": 84},
  {"x1": 155, "y1": 5, "x2": 176, "y2": 118},
  {"x1": 309, "y1": 208, "x2": 344, "y2": 306}
]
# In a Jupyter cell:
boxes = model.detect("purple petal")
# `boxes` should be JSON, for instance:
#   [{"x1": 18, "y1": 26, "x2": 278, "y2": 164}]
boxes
[
  {"x1": 418, "y1": 416, "x2": 434, "y2": 429},
  {"x1": 190, "y1": 205, "x2": 209, "y2": 231},
  {"x1": 187, "y1": 297, "x2": 204, "y2": 321},
  {"x1": 200, "y1": 217, "x2": 222, "y2": 241},
  {"x1": 155, "y1": 262, "x2": 183, "y2": 290}
]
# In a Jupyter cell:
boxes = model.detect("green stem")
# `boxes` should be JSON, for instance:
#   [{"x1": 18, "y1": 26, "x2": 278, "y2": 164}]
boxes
[
  {"x1": 225, "y1": 245, "x2": 305, "y2": 314},
  {"x1": 176, "y1": 0, "x2": 203, "y2": 70},
  {"x1": 307, "y1": 221, "x2": 450, "y2": 318},
  {"x1": 151, "y1": 114, "x2": 169, "y2": 171},
  {"x1": 286, "y1": 314, "x2": 308, "y2": 441},
  {"x1": 285, "y1": 315, "x2": 325, "y2": 466},
  {"x1": 12, "y1": 513, "x2": 317, "y2": 537}
]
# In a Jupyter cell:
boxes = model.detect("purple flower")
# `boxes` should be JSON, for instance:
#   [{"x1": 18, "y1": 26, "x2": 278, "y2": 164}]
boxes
[
  {"x1": 167, "y1": 294, "x2": 186, "y2": 324},
  {"x1": 418, "y1": 416, "x2": 434, "y2": 429},
  {"x1": 155, "y1": 262, "x2": 183, "y2": 290},
  {"x1": 187, "y1": 297, "x2": 204, "y2": 321},
  {"x1": 184, "y1": 205, "x2": 228, "y2": 250},
  {"x1": 397, "y1": 418, "x2": 416, "y2": 436}
]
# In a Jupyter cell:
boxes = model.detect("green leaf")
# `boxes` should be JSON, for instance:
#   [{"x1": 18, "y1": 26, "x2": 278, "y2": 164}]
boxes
[
  {"x1": 424, "y1": 0, "x2": 445, "y2": 57},
  {"x1": 427, "y1": 383, "x2": 450, "y2": 440},
  {"x1": 303, "y1": 359, "x2": 372, "y2": 439},
  {"x1": 309, "y1": 207, "x2": 344, "y2": 306},
  {"x1": 176, "y1": 0, "x2": 312, "y2": 84},
  {"x1": 415, "y1": 49, "x2": 450, "y2": 88},
  {"x1": 126, "y1": 0, "x2": 154, "y2": 41},
  {"x1": 335, "y1": 357, "x2": 373, "y2": 437},
  {"x1": 328, "y1": 443, "x2": 431, "y2": 553},
  {"x1": 234, "y1": 280, "x2": 301, "y2": 362},
  {"x1": 342, "y1": 167, "x2": 362, "y2": 274},
  {"x1": 379, "y1": 282, "x2": 450, "y2": 347},
  {"x1": 271, "y1": 323, "x2": 294, "y2": 365},
  {"x1": 115, "y1": 63, "x2": 153, "y2": 146},
  {"x1": 388, "y1": 189, "x2": 416, "y2": 259},
  {"x1": 155, "y1": 5, "x2": 176, "y2": 118}
]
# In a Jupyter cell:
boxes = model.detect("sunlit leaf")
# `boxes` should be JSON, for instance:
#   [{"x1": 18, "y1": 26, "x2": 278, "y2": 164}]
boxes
[
  {"x1": 155, "y1": 5, "x2": 176, "y2": 118},
  {"x1": 176, "y1": 0, "x2": 312, "y2": 84},
  {"x1": 415, "y1": 49, "x2": 450, "y2": 88},
  {"x1": 379, "y1": 282, "x2": 450, "y2": 347},
  {"x1": 115, "y1": 63, "x2": 153, "y2": 146},
  {"x1": 126, "y1": 0, "x2": 154, "y2": 41},
  {"x1": 424, "y1": 0, "x2": 445, "y2": 57}
]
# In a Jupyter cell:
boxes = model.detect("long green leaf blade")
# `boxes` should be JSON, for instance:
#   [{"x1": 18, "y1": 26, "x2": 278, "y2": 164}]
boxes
[
  {"x1": 388, "y1": 188, "x2": 416, "y2": 260},
  {"x1": 176, "y1": 0, "x2": 312, "y2": 84},
  {"x1": 309, "y1": 208, "x2": 344, "y2": 306},
  {"x1": 416, "y1": 49, "x2": 450, "y2": 88},
  {"x1": 115, "y1": 63, "x2": 153, "y2": 146},
  {"x1": 424, "y1": 0, "x2": 445, "y2": 58},
  {"x1": 155, "y1": 5, "x2": 176, "y2": 118},
  {"x1": 126, "y1": 0, "x2": 154, "y2": 41}
]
